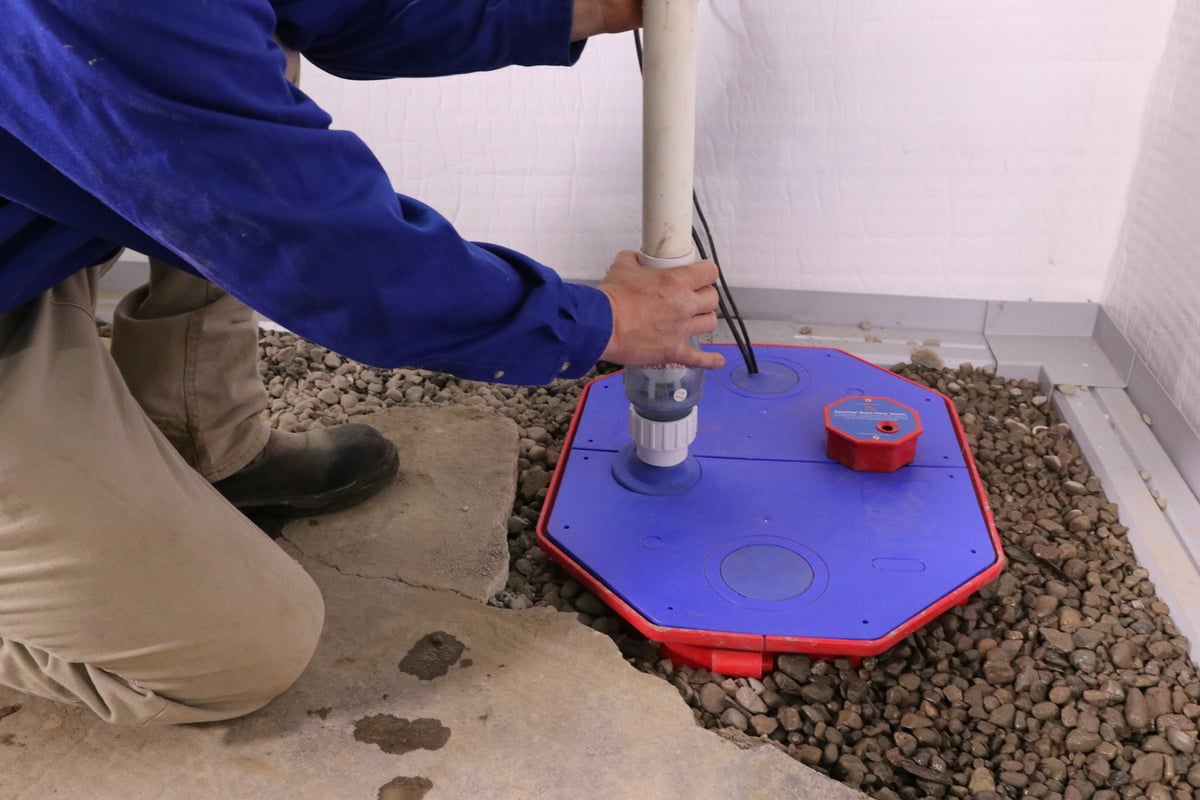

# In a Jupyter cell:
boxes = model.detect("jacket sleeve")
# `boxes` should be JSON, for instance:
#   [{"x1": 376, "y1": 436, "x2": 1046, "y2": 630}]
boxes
[
  {"x1": 272, "y1": 0, "x2": 586, "y2": 79},
  {"x1": 1, "y1": 0, "x2": 611, "y2": 384}
]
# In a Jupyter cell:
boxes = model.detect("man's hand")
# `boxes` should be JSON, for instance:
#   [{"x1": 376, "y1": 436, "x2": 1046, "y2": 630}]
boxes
[
  {"x1": 597, "y1": 250, "x2": 725, "y2": 370},
  {"x1": 572, "y1": 0, "x2": 643, "y2": 41}
]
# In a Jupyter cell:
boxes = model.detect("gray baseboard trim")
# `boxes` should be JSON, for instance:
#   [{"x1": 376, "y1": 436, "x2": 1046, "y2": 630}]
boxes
[{"x1": 725, "y1": 286, "x2": 990, "y2": 332}]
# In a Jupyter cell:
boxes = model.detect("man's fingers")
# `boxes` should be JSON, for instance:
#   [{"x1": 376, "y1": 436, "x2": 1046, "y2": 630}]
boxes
[
  {"x1": 678, "y1": 260, "x2": 719, "y2": 289},
  {"x1": 675, "y1": 344, "x2": 726, "y2": 370},
  {"x1": 692, "y1": 285, "x2": 720, "y2": 315},
  {"x1": 685, "y1": 311, "x2": 719, "y2": 337}
]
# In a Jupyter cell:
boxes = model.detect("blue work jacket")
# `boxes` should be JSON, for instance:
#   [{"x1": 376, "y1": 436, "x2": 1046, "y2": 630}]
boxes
[{"x1": 0, "y1": 0, "x2": 613, "y2": 384}]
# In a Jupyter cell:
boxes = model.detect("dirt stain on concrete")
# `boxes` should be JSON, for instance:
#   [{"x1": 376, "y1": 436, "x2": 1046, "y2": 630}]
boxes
[
  {"x1": 398, "y1": 631, "x2": 465, "y2": 680},
  {"x1": 377, "y1": 776, "x2": 434, "y2": 800},
  {"x1": 353, "y1": 714, "x2": 450, "y2": 755},
  {"x1": 306, "y1": 706, "x2": 332, "y2": 720}
]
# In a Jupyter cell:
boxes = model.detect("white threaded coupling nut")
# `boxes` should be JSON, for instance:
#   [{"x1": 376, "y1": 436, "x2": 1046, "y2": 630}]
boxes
[{"x1": 629, "y1": 405, "x2": 699, "y2": 468}]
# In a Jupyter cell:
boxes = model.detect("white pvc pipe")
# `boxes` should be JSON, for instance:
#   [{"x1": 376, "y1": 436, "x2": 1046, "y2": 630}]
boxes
[
  {"x1": 641, "y1": 0, "x2": 699, "y2": 262},
  {"x1": 624, "y1": 0, "x2": 703, "y2": 471}
]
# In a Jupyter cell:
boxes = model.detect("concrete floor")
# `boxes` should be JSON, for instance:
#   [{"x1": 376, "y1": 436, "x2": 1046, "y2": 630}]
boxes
[{"x1": 0, "y1": 406, "x2": 864, "y2": 800}]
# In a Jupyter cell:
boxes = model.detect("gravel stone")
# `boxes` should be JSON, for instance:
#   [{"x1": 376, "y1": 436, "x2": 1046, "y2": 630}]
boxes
[
  {"x1": 1110, "y1": 640, "x2": 1137, "y2": 669},
  {"x1": 719, "y1": 707, "x2": 748, "y2": 732},
  {"x1": 734, "y1": 685, "x2": 768, "y2": 715},
  {"x1": 834, "y1": 753, "x2": 866, "y2": 785},
  {"x1": 698, "y1": 683, "x2": 727, "y2": 715},
  {"x1": 969, "y1": 767, "x2": 996, "y2": 793},
  {"x1": 573, "y1": 592, "x2": 606, "y2": 617},
  {"x1": 796, "y1": 745, "x2": 822, "y2": 766},
  {"x1": 899, "y1": 712, "x2": 934, "y2": 730},
  {"x1": 1146, "y1": 685, "x2": 1173, "y2": 719},
  {"x1": 801, "y1": 704, "x2": 830, "y2": 725},
  {"x1": 1070, "y1": 649, "x2": 1099, "y2": 673},
  {"x1": 1033, "y1": 701, "x2": 1059, "y2": 721},
  {"x1": 773, "y1": 672, "x2": 803, "y2": 696},
  {"x1": 1033, "y1": 594, "x2": 1059, "y2": 617},
  {"x1": 983, "y1": 658, "x2": 1016, "y2": 686},
  {"x1": 1131, "y1": 753, "x2": 1165, "y2": 786},
  {"x1": 1041, "y1": 627, "x2": 1074, "y2": 653},
  {"x1": 990, "y1": 703, "x2": 1016, "y2": 727},
  {"x1": 1066, "y1": 729, "x2": 1102, "y2": 754},
  {"x1": 999, "y1": 770, "x2": 1029, "y2": 789},
  {"x1": 1166, "y1": 726, "x2": 1196, "y2": 754},
  {"x1": 776, "y1": 654, "x2": 811, "y2": 683},
  {"x1": 893, "y1": 730, "x2": 918, "y2": 757},
  {"x1": 1050, "y1": 685, "x2": 1074, "y2": 705},
  {"x1": 835, "y1": 708, "x2": 862, "y2": 730},
  {"x1": 778, "y1": 705, "x2": 802, "y2": 732},
  {"x1": 749, "y1": 714, "x2": 778, "y2": 737},
  {"x1": 1126, "y1": 688, "x2": 1150, "y2": 731},
  {"x1": 800, "y1": 683, "x2": 834, "y2": 705}
]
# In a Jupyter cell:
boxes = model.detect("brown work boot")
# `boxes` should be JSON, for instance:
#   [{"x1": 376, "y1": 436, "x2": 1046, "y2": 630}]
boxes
[{"x1": 212, "y1": 424, "x2": 398, "y2": 518}]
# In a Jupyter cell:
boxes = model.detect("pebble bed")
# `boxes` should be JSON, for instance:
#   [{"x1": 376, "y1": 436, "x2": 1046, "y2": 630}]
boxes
[{"x1": 257, "y1": 329, "x2": 1200, "y2": 800}]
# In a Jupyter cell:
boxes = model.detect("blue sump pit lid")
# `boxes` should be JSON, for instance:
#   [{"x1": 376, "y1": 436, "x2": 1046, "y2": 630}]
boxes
[{"x1": 538, "y1": 345, "x2": 1003, "y2": 677}]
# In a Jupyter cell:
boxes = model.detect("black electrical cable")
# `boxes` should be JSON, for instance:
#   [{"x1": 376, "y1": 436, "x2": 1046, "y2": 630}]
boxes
[
  {"x1": 691, "y1": 229, "x2": 754, "y2": 371},
  {"x1": 632, "y1": 29, "x2": 759, "y2": 374},
  {"x1": 694, "y1": 191, "x2": 758, "y2": 373}
]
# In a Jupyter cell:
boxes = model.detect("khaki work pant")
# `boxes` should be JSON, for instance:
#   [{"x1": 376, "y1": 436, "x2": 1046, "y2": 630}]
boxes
[
  {"x1": 0, "y1": 42, "x2": 320, "y2": 727},
  {"x1": 0, "y1": 258, "x2": 324, "y2": 726}
]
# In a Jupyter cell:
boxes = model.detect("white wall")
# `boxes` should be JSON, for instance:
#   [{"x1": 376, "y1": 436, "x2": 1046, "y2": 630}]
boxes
[
  {"x1": 300, "y1": 1, "x2": 1173, "y2": 302},
  {"x1": 1105, "y1": 0, "x2": 1200, "y2": 433}
]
